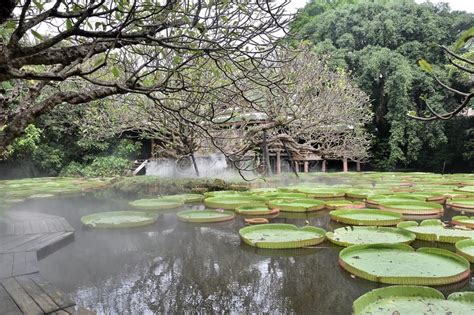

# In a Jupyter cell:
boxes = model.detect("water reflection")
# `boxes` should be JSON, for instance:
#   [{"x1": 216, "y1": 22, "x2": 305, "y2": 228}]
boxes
[{"x1": 11, "y1": 195, "x2": 471, "y2": 314}]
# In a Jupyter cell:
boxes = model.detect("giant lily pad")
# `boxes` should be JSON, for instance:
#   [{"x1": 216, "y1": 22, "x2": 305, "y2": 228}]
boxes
[
  {"x1": 165, "y1": 193, "x2": 204, "y2": 203},
  {"x1": 378, "y1": 200, "x2": 443, "y2": 216},
  {"x1": 239, "y1": 223, "x2": 326, "y2": 249},
  {"x1": 81, "y1": 211, "x2": 157, "y2": 228},
  {"x1": 329, "y1": 209, "x2": 402, "y2": 226},
  {"x1": 258, "y1": 192, "x2": 307, "y2": 200},
  {"x1": 295, "y1": 187, "x2": 346, "y2": 198},
  {"x1": 452, "y1": 216, "x2": 474, "y2": 229},
  {"x1": 129, "y1": 198, "x2": 184, "y2": 210},
  {"x1": 267, "y1": 199, "x2": 325, "y2": 212},
  {"x1": 353, "y1": 285, "x2": 474, "y2": 314},
  {"x1": 455, "y1": 186, "x2": 474, "y2": 193},
  {"x1": 324, "y1": 199, "x2": 362, "y2": 210},
  {"x1": 204, "y1": 195, "x2": 267, "y2": 210},
  {"x1": 326, "y1": 226, "x2": 415, "y2": 247},
  {"x1": 339, "y1": 244, "x2": 470, "y2": 285},
  {"x1": 397, "y1": 220, "x2": 474, "y2": 243},
  {"x1": 455, "y1": 239, "x2": 474, "y2": 263},
  {"x1": 176, "y1": 210, "x2": 234, "y2": 223},
  {"x1": 235, "y1": 205, "x2": 278, "y2": 215},
  {"x1": 447, "y1": 198, "x2": 474, "y2": 212},
  {"x1": 365, "y1": 194, "x2": 420, "y2": 208}
]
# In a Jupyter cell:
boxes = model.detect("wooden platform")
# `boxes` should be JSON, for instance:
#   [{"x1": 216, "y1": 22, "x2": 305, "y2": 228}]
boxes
[{"x1": 0, "y1": 210, "x2": 94, "y2": 314}]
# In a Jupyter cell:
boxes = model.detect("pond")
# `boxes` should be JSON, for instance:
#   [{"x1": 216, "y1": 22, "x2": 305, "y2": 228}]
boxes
[{"x1": 6, "y1": 192, "x2": 473, "y2": 314}]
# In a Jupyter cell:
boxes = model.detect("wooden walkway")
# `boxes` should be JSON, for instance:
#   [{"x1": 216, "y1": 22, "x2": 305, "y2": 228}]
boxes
[{"x1": 0, "y1": 211, "x2": 94, "y2": 314}]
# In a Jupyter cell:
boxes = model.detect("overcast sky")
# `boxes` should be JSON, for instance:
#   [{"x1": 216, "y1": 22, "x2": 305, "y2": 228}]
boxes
[{"x1": 286, "y1": 0, "x2": 474, "y2": 13}]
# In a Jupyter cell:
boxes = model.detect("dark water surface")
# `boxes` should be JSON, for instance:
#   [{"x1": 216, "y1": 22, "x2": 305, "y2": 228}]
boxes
[{"x1": 10, "y1": 194, "x2": 474, "y2": 314}]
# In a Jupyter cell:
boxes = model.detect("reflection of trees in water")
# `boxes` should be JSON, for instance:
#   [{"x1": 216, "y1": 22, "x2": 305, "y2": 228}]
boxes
[{"x1": 43, "y1": 209, "x2": 471, "y2": 314}]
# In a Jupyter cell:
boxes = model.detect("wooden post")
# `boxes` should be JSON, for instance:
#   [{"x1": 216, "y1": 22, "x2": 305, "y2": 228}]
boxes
[
  {"x1": 304, "y1": 161, "x2": 309, "y2": 173},
  {"x1": 294, "y1": 161, "x2": 299, "y2": 173},
  {"x1": 322, "y1": 160, "x2": 326, "y2": 172},
  {"x1": 356, "y1": 161, "x2": 361, "y2": 172},
  {"x1": 343, "y1": 158, "x2": 348, "y2": 172},
  {"x1": 276, "y1": 151, "x2": 281, "y2": 174}
]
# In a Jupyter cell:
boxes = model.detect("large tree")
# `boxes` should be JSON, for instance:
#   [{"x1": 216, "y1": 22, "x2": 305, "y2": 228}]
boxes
[
  {"x1": 290, "y1": 0, "x2": 473, "y2": 170},
  {"x1": 0, "y1": 0, "x2": 292, "y2": 153}
]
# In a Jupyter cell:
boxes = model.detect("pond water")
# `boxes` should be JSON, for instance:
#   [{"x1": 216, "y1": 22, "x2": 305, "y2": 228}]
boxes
[{"x1": 7, "y1": 193, "x2": 474, "y2": 314}]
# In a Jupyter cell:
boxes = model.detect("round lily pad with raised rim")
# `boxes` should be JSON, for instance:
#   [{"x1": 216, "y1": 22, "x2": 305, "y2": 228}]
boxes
[
  {"x1": 353, "y1": 285, "x2": 474, "y2": 315},
  {"x1": 259, "y1": 192, "x2": 307, "y2": 200},
  {"x1": 295, "y1": 187, "x2": 346, "y2": 198},
  {"x1": 244, "y1": 218, "x2": 269, "y2": 225},
  {"x1": 81, "y1": 211, "x2": 157, "y2": 228},
  {"x1": 239, "y1": 223, "x2": 326, "y2": 249},
  {"x1": 204, "y1": 195, "x2": 267, "y2": 210},
  {"x1": 164, "y1": 193, "x2": 204, "y2": 203},
  {"x1": 129, "y1": 198, "x2": 184, "y2": 210},
  {"x1": 329, "y1": 209, "x2": 402, "y2": 226},
  {"x1": 324, "y1": 200, "x2": 354, "y2": 210},
  {"x1": 365, "y1": 194, "x2": 420, "y2": 208},
  {"x1": 327, "y1": 226, "x2": 415, "y2": 247},
  {"x1": 452, "y1": 216, "x2": 474, "y2": 228},
  {"x1": 267, "y1": 199, "x2": 325, "y2": 212},
  {"x1": 176, "y1": 210, "x2": 234, "y2": 223},
  {"x1": 455, "y1": 186, "x2": 474, "y2": 193},
  {"x1": 455, "y1": 239, "x2": 474, "y2": 263},
  {"x1": 339, "y1": 243, "x2": 470, "y2": 285},
  {"x1": 235, "y1": 205, "x2": 278, "y2": 215},
  {"x1": 397, "y1": 219, "x2": 474, "y2": 243},
  {"x1": 447, "y1": 198, "x2": 474, "y2": 212},
  {"x1": 378, "y1": 200, "x2": 443, "y2": 216}
]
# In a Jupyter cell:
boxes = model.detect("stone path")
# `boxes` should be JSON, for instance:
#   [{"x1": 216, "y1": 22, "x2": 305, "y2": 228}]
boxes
[{"x1": 0, "y1": 211, "x2": 93, "y2": 315}]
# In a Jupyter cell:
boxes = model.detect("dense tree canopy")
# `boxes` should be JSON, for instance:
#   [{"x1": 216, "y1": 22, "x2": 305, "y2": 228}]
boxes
[
  {"x1": 0, "y1": 0, "x2": 291, "y2": 152},
  {"x1": 290, "y1": 0, "x2": 473, "y2": 170}
]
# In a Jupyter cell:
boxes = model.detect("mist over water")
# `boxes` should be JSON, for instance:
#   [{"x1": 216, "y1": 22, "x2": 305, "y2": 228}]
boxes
[{"x1": 7, "y1": 192, "x2": 471, "y2": 314}]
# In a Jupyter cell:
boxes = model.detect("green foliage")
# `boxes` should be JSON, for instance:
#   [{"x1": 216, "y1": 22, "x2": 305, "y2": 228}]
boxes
[
  {"x1": 82, "y1": 156, "x2": 131, "y2": 177},
  {"x1": 60, "y1": 161, "x2": 85, "y2": 177},
  {"x1": 4, "y1": 124, "x2": 42, "y2": 159},
  {"x1": 290, "y1": 0, "x2": 473, "y2": 169},
  {"x1": 114, "y1": 139, "x2": 142, "y2": 159}
]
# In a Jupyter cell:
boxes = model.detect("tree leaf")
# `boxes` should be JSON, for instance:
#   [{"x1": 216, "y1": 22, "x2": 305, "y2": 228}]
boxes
[
  {"x1": 31, "y1": 30, "x2": 44, "y2": 40},
  {"x1": 111, "y1": 66, "x2": 120, "y2": 77},
  {"x1": 453, "y1": 26, "x2": 474, "y2": 52},
  {"x1": 418, "y1": 59, "x2": 432, "y2": 73},
  {"x1": 94, "y1": 57, "x2": 105, "y2": 67},
  {"x1": 66, "y1": 19, "x2": 73, "y2": 31}
]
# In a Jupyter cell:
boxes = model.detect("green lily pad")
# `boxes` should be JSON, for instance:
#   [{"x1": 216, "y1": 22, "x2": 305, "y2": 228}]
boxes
[
  {"x1": 176, "y1": 210, "x2": 234, "y2": 223},
  {"x1": 259, "y1": 192, "x2": 307, "y2": 200},
  {"x1": 329, "y1": 209, "x2": 402, "y2": 226},
  {"x1": 239, "y1": 223, "x2": 326, "y2": 249},
  {"x1": 327, "y1": 226, "x2": 415, "y2": 247},
  {"x1": 164, "y1": 193, "x2": 204, "y2": 203},
  {"x1": 324, "y1": 199, "x2": 355, "y2": 210},
  {"x1": 447, "y1": 198, "x2": 474, "y2": 212},
  {"x1": 452, "y1": 216, "x2": 474, "y2": 229},
  {"x1": 353, "y1": 285, "x2": 474, "y2": 314},
  {"x1": 295, "y1": 187, "x2": 346, "y2": 198},
  {"x1": 397, "y1": 219, "x2": 474, "y2": 243},
  {"x1": 378, "y1": 200, "x2": 443, "y2": 216},
  {"x1": 267, "y1": 199, "x2": 325, "y2": 212},
  {"x1": 204, "y1": 195, "x2": 267, "y2": 210},
  {"x1": 81, "y1": 211, "x2": 157, "y2": 228},
  {"x1": 235, "y1": 205, "x2": 276, "y2": 215},
  {"x1": 129, "y1": 198, "x2": 184, "y2": 210},
  {"x1": 455, "y1": 239, "x2": 474, "y2": 263},
  {"x1": 339, "y1": 244, "x2": 470, "y2": 285},
  {"x1": 455, "y1": 186, "x2": 474, "y2": 193}
]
